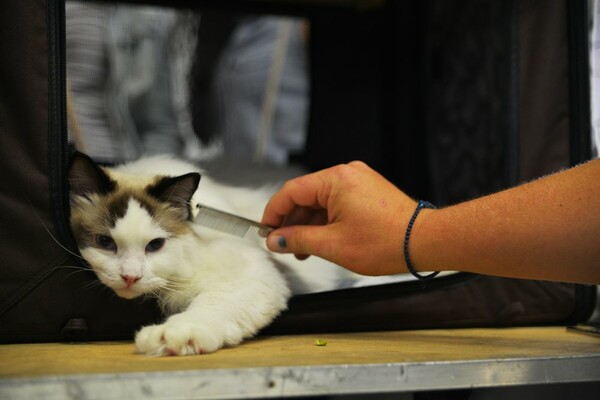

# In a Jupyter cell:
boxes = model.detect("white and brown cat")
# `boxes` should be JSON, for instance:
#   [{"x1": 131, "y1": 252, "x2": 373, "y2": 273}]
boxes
[{"x1": 68, "y1": 152, "x2": 349, "y2": 356}]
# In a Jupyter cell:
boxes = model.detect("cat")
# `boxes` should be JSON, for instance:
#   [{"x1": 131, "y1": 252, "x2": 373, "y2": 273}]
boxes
[{"x1": 67, "y1": 152, "x2": 350, "y2": 356}]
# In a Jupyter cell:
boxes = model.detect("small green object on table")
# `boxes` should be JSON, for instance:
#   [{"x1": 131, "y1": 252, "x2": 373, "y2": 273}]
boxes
[{"x1": 315, "y1": 339, "x2": 328, "y2": 346}]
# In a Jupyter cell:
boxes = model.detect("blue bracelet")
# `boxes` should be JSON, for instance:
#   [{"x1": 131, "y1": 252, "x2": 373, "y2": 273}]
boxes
[{"x1": 403, "y1": 200, "x2": 440, "y2": 280}]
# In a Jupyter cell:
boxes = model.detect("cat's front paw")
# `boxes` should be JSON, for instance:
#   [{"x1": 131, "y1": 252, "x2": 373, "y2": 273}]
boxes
[{"x1": 135, "y1": 318, "x2": 223, "y2": 356}]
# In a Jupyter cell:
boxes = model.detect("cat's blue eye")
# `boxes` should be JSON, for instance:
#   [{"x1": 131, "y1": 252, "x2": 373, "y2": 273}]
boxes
[
  {"x1": 145, "y1": 238, "x2": 165, "y2": 253},
  {"x1": 96, "y1": 235, "x2": 117, "y2": 252}
]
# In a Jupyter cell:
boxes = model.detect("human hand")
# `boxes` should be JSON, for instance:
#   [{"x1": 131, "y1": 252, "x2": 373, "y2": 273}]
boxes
[{"x1": 261, "y1": 161, "x2": 420, "y2": 276}]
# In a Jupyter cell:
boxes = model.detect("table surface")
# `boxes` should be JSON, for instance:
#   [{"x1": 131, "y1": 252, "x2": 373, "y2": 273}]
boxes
[{"x1": 1, "y1": 327, "x2": 599, "y2": 399}]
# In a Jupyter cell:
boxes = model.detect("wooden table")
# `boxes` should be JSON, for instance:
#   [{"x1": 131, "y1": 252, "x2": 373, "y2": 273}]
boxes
[{"x1": 1, "y1": 327, "x2": 599, "y2": 399}]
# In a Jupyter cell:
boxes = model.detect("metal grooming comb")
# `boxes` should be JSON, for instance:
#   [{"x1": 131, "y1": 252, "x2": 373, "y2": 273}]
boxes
[{"x1": 193, "y1": 204, "x2": 274, "y2": 241}]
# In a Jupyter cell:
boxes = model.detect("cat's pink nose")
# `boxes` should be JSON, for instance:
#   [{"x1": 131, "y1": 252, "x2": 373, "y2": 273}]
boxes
[{"x1": 121, "y1": 274, "x2": 141, "y2": 289}]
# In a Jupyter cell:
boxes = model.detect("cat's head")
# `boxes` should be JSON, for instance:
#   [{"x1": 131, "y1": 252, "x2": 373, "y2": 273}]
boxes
[{"x1": 68, "y1": 152, "x2": 201, "y2": 300}]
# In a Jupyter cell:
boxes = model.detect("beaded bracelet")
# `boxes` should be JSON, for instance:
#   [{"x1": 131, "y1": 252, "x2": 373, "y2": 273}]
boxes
[{"x1": 403, "y1": 200, "x2": 440, "y2": 280}]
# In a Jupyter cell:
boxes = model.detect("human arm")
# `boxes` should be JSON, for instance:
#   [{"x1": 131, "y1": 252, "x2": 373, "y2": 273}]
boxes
[{"x1": 261, "y1": 160, "x2": 600, "y2": 284}]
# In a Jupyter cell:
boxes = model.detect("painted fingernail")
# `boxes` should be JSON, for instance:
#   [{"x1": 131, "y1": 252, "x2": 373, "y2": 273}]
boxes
[
  {"x1": 267, "y1": 235, "x2": 287, "y2": 251},
  {"x1": 277, "y1": 236, "x2": 287, "y2": 249}
]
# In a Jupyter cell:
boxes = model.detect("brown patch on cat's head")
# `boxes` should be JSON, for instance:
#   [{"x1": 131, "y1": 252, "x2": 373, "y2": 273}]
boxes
[
  {"x1": 68, "y1": 153, "x2": 201, "y2": 249},
  {"x1": 70, "y1": 182, "x2": 195, "y2": 249}
]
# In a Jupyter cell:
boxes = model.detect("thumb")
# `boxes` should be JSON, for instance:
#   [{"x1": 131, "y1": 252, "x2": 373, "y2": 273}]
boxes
[{"x1": 266, "y1": 225, "x2": 335, "y2": 260}]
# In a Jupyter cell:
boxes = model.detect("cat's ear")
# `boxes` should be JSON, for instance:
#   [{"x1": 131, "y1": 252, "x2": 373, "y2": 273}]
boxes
[
  {"x1": 147, "y1": 173, "x2": 201, "y2": 220},
  {"x1": 68, "y1": 152, "x2": 116, "y2": 197}
]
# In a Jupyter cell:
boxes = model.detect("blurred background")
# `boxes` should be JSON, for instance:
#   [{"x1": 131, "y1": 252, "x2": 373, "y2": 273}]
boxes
[{"x1": 65, "y1": 0, "x2": 596, "y2": 205}]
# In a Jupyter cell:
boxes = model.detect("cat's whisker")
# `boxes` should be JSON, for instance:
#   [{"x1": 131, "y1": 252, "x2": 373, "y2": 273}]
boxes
[
  {"x1": 56, "y1": 265, "x2": 94, "y2": 280},
  {"x1": 152, "y1": 285, "x2": 180, "y2": 296},
  {"x1": 163, "y1": 276, "x2": 190, "y2": 284},
  {"x1": 147, "y1": 290, "x2": 165, "y2": 300},
  {"x1": 141, "y1": 292, "x2": 158, "y2": 301},
  {"x1": 55, "y1": 264, "x2": 88, "y2": 272},
  {"x1": 27, "y1": 198, "x2": 86, "y2": 262},
  {"x1": 89, "y1": 282, "x2": 118, "y2": 297},
  {"x1": 165, "y1": 278, "x2": 189, "y2": 288},
  {"x1": 80, "y1": 280, "x2": 104, "y2": 291},
  {"x1": 66, "y1": 277, "x2": 108, "y2": 295}
]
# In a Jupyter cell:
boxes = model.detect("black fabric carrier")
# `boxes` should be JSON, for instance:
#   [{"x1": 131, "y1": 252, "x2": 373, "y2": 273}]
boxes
[{"x1": 0, "y1": 0, "x2": 596, "y2": 344}]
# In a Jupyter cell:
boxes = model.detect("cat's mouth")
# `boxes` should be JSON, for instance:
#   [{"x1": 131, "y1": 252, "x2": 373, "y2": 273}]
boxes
[{"x1": 114, "y1": 287, "x2": 144, "y2": 300}]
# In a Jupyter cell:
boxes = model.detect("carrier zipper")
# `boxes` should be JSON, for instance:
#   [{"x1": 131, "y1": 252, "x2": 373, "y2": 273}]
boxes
[
  {"x1": 566, "y1": 0, "x2": 592, "y2": 164},
  {"x1": 47, "y1": 0, "x2": 79, "y2": 255}
]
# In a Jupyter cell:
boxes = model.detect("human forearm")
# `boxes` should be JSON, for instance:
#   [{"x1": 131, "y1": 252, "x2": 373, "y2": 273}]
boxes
[{"x1": 413, "y1": 159, "x2": 600, "y2": 284}]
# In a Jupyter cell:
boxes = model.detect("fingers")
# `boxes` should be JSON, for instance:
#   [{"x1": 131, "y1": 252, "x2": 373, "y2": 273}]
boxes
[
  {"x1": 261, "y1": 162, "x2": 371, "y2": 227},
  {"x1": 261, "y1": 171, "x2": 330, "y2": 228},
  {"x1": 280, "y1": 206, "x2": 328, "y2": 228}
]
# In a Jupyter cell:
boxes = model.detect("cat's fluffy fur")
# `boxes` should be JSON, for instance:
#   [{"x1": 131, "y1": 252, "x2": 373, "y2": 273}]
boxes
[{"x1": 68, "y1": 153, "x2": 348, "y2": 356}]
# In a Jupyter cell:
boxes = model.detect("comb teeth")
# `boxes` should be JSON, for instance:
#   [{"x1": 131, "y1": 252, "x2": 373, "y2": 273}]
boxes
[
  {"x1": 243, "y1": 225, "x2": 274, "y2": 241},
  {"x1": 193, "y1": 205, "x2": 273, "y2": 242}
]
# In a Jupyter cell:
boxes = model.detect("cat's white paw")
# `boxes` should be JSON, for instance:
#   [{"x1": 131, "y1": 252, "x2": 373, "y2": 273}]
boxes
[{"x1": 135, "y1": 318, "x2": 224, "y2": 356}]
